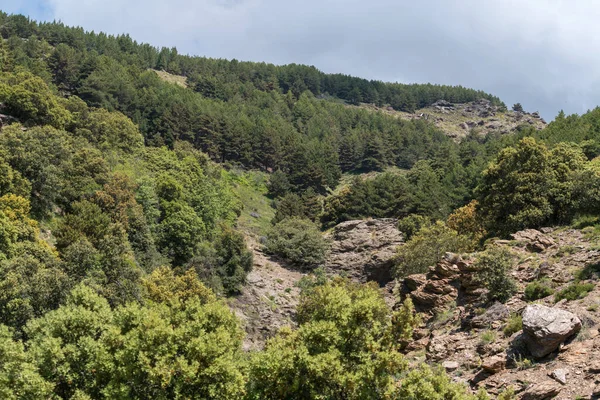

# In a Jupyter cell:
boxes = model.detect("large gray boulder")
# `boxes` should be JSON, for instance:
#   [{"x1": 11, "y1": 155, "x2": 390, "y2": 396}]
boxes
[
  {"x1": 325, "y1": 219, "x2": 403, "y2": 285},
  {"x1": 522, "y1": 304, "x2": 581, "y2": 358}
]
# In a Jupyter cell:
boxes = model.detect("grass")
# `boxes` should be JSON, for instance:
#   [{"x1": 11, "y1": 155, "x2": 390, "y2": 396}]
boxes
[
  {"x1": 511, "y1": 354, "x2": 534, "y2": 371},
  {"x1": 503, "y1": 313, "x2": 523, "y2": 337},
  {"x1": 556, "y1": 245, "x2": 577, "y2": 257},
  {"x1": 479, "y1": 330, "x2": 496, "y2": 345},
  {"x1": 151, "y1": 69, "x2": 188, "y2": 88},
  {"x1": 228, "y1": 170, "x2": 274, "y2": 238}
]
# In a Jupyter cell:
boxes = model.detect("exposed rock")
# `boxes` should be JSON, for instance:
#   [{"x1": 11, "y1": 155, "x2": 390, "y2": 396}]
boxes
[
  {"x1": 403, "y1": 252, "x2": 483, "y2": 313},
  {"x1": 520, "y1": 381, "x2": 562, "y2": 400},
  {"x1": 443, "y1": 360, "x2": 460, "y2": 372},
  {"x1": 325, "y1": 219, "x2": 403, "y2": 285},
  {"x1": 512, "y1": 229, "x2": 556, "y2": 252},
  {"x1": 549, "y1": 368, "x2": 568, "y2": 385},
  {"x1": 470, "y1": 302, "x2": 510, "y2": 328},
  {"x1": 586, "y1": 360, "x2": 600, "y2": 373},
  {"x1": 482, "y1": 354, "x2": 506, "y2": 374},
  {"x1": 229, "y1": 237, "x2": 304, "y2": 350},
  {"x1": 403, "y1": 274, "x2": 427, "y2": 291},
  {"x1": 522, "y1": 304, "x2": 582, "y2": 358}
]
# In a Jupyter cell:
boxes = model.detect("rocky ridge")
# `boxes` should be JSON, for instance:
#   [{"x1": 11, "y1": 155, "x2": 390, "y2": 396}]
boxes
[
  {"x1": 400, "y1": 227, "x2": 600, "y2": 399},
  {"x1": 355, "y1": 99, "x2": 547, "y2": 140}
]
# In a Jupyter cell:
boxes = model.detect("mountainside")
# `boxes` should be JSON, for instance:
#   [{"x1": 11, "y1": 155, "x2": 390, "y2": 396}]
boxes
[
  {"x1": 400, "y1": 227, "x2": 600, "y2": 399},
  {"x1": 5, "y1": 9, "x2": 600, "y2": 400}
]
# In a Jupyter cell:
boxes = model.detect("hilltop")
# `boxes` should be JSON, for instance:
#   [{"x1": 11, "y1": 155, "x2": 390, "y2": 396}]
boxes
[{"x1": 354, "y1": 99, "x2": 547, "y2": 140}]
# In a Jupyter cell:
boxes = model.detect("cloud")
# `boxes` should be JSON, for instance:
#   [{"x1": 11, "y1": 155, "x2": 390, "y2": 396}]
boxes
[{"x1": 6, "y1": 0, "x2": 600, "y2": 119}]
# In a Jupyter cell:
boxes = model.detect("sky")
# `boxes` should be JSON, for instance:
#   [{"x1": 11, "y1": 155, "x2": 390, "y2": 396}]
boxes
[{"x1": 3, "y1": 0, "x2": 600, "y2": 120}]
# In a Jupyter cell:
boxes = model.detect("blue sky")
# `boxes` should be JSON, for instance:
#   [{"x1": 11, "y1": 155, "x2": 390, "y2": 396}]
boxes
[{"x1": 4, "y1": 0, "x2": 600, "y2": 120}]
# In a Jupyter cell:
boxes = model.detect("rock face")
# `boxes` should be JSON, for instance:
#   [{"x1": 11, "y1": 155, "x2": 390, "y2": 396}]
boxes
[
  {"x1": 470, "y1": 302, "x2": 510, "y2": 329},
  {"x1": 522, "y1": 305, "x2": 582, "y2": 358},
  {"x1": 402, "y1": 252, "x2": 483, "y2": 313},
  {"x1": 511, "y1": 229, "x2": 556, "y2": 252},
  {"x1": 326, "y1": 219, "x2": 403, "y2": 285}
]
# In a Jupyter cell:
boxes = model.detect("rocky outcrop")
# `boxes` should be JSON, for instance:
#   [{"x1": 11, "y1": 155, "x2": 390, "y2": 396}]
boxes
[
  {"x1": 520, "y1": 381, "x2": 562, "y2": 400},
  {"x1": 522, "y1": 304, "x2": 582, "y2": 358},
  {"x1": 470, "y1": 302, "x2": 510, "y2": 329},
  {"x1": 511, "y1": 229, "x2": 556, "y2": 252},
  {"x1": 402, "y1": 252, "x2": 483, "y2": 314},
  {"x1": 325, "y1": 219, "x2": 403, "y2": 285}
]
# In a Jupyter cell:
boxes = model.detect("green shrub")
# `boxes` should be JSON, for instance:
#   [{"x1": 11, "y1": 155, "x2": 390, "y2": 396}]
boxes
[
  {"x1": 576, "y1": 263, "x2": 600, "y2": 280},
  {"x1": 524, "y1": 279, "x2": 554, "y2": 301},
  {"x1": 474, "y1": 246, "x2": 517, "y2": 303},
  {"x1": 556, "y1": 245, "x2": 576, "y2": 257},
  {"x1": 554, "y1": 282, "x2": 595, "y2": 302},
  {"x1": 395, "y1": 221, "x2": 474, "y2": 278},
  {"x1": 265, "y1": 217, "x2": 328, "y2": 268},
  {"x1": 503, "y1": 313, "x2": 523, "y2": 337},
  {"x1": 479, "y1": 330, "x2": 496, "y2": 345},
  {"x1": 190, "y1": 225, "x2": 253, "y2": 295},
  {"x1": 397, "y1": 214, "x2": 431, "y2": 241}
]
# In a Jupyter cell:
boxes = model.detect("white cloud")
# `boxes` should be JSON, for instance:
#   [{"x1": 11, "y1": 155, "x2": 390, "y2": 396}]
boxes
[{"x1": 7, "y1": 0, "x2": 600, "y2": 118}]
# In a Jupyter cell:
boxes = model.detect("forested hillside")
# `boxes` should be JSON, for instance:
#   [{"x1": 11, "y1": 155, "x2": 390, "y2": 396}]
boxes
[{"x1": 4, "y1": 9, "x2": 600, "y2": 400}]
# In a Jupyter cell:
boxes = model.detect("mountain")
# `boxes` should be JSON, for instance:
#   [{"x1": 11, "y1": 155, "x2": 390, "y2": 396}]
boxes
[{"x1": 3, "y1": 9, "x2": 600, "y2": 400}]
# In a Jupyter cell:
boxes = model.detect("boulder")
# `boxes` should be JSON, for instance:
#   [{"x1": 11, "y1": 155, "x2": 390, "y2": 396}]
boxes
[
  {"x1": 549, "y1": 368, "x2": 567, "y2": 385},
  {"x1": 325, "y1": 219, "x2": 403, "y2": 285},
  {"x1": 481, "y1": 354, "x2": 506, "y2": 374},
  {"x1": 470, "y1": 302, "x2": 510, "y2": 328},
  {"x1": 442, "y1": 360, "x2": 459, "y2": 372},
  {"x1": 512, "y1": 229, "x2": 555, "y2": 252},
  {"x1": 522, "y1": 305, "x2": 581, "y2": 358},
  {"x1": 520, "y1": 381, "x2": 561, "y2": 400}
]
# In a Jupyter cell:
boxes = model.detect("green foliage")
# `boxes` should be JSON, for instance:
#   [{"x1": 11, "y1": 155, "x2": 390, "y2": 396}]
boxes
[
  {"x1": 395, "y1": 364, "x2": 484, "y2": 400},
  {"x1": 395, "y1": 221, "x2": 474, "y2": 277},
  {"x1": 503, "y1": 313, "x2": 523, "y2": 337},
  {"x1": 76, "y1": 108, "x2": 143, "y2": 152},
  {"x1": 0, "y1": 325, "x2": 54, "y2": 399},
  {"x1": 524, "y1": 279, "x2": 554, "y2": 301},
  {"x1": 265, "y1": 217, "x2": 328, "y2": 268},
  {"x1": 0, "y1": 71, "x2": 73, "y2": 129},
  {"x1": 23, "y1": 284, "x2": 246, "y2": 399},
  {"x1": 398, "y1": 214, "x2": 431, "y2": 241},
  {"x1": 554, "y1": 282, "x2": 595, "y2": 302},
  {"x1": 512, "y1": 103, "x2": 523, "y2": 112},
  {"x1": 477, "y1": 138, "x2": 587, "y2": 236},
  {"x1": 247, "y1": 278, "x2": 421, "y2": 400},
  {"x1": 474, "y1": 246, "x2": 517, "y2": 303},
  {"x1": 190, "y1": 225, "x2": 253, "y2": 295},
  {"x1": 479, "y1": 330, "x2": 497, "y2": 345}
]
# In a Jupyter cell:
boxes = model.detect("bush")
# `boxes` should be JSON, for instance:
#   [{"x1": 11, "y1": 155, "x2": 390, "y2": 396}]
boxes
[
  {"x1": 397, "y1": 214, "x2": 431, "y2": 241},
  {"x1": 479, "y1": 330, "x2": 496, "y2": 345},
  {"x1": 554, "y1": 282, "x2": 595, "y2": 302},
  {"x1": 189, "y1": 225, "x2": 253, "y2": 295},
  {"x1": 524, "y1": 279, "x2": 554, "y2": 301},
  {"x1": 395, "y1": 221, "x2": 474, "y2": 278},
  {"x1": 474, "y1": 246, "x2": 517, "y2": 303},
  {"x1": 503, "y1": 313, "x2": 523, "y2": 337},
  {"x1": 265, "y1": 217, "x2": 328, "y2": 267},
  {"x1": 447, "y1": 200, "x2": 486, "y2": 241}
]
